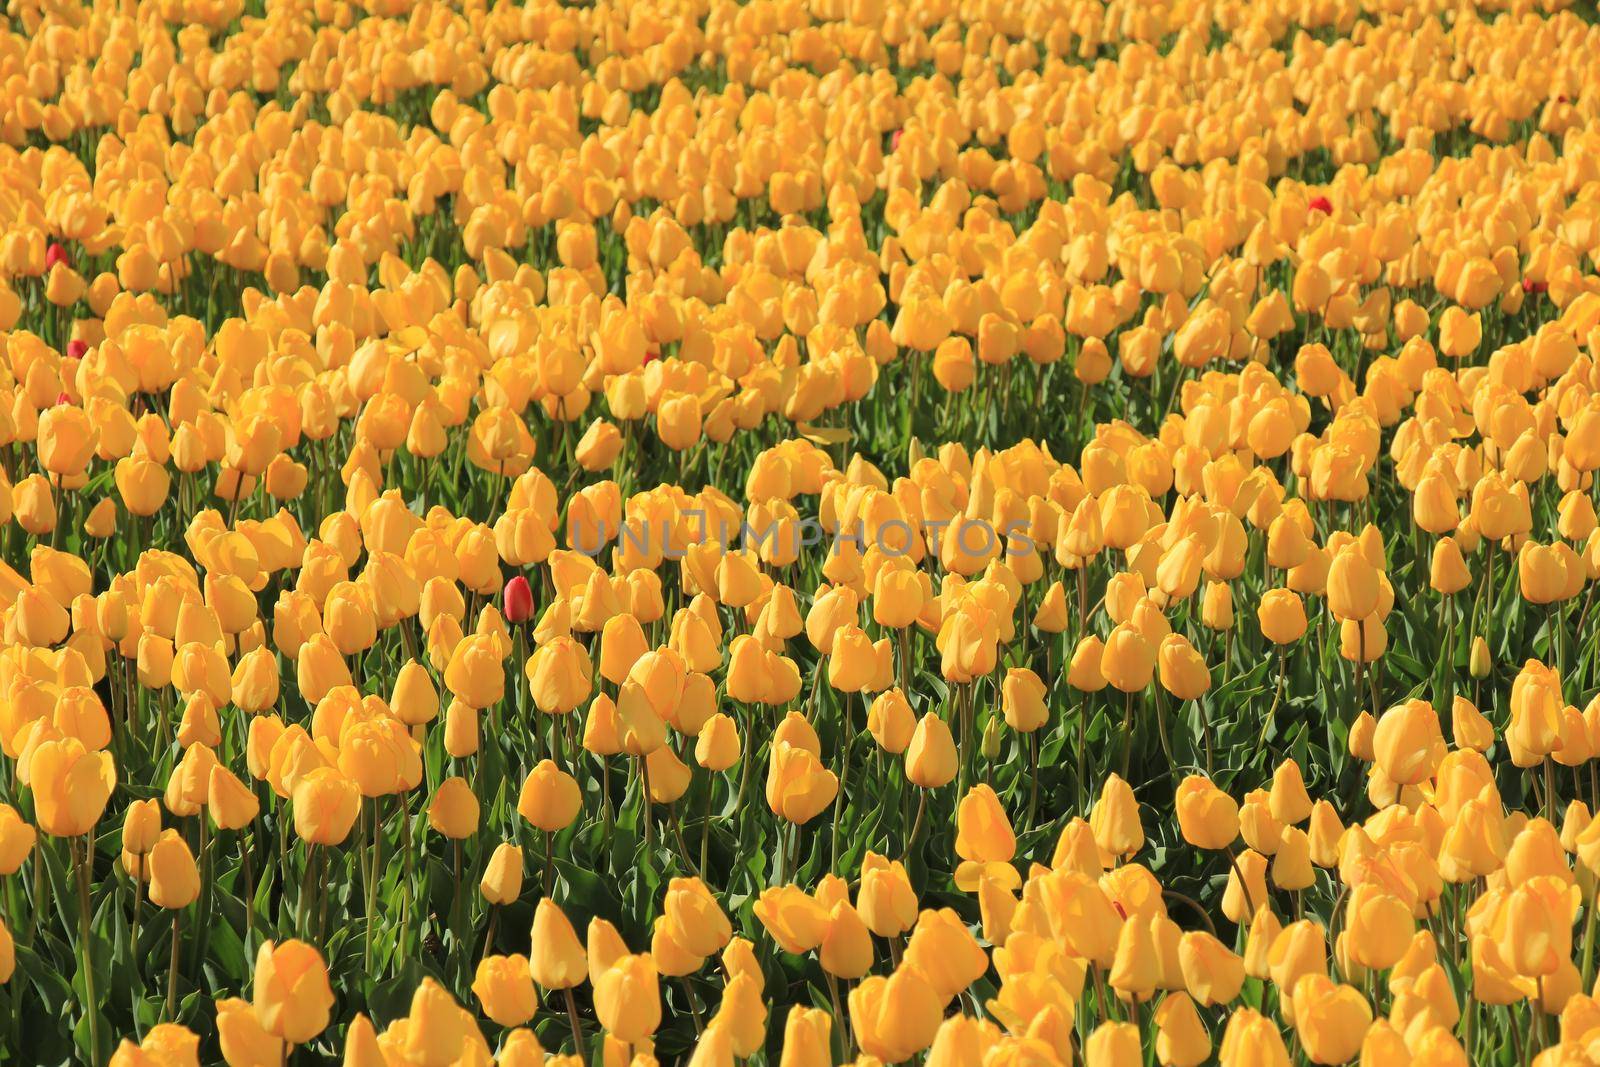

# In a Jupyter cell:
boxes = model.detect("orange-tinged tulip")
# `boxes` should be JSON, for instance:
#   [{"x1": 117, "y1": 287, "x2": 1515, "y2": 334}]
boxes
[
  {"x1": 473, "y1": 954, "x2": 536, "y2": 1027},
  {"x1": 593, "y1": 954, "x2": 662, "y2": 1045},
  {"x1": 480, "y1": 843, "x2": 523, "y2": 906},
  {"x1": 1175, "y1": 776, "x2": 1238, "y2": 850},
  {"x1": 530, "y1": 899, "x2": 588, "y2": 990},
  {"x1": 28, "y1": 736, "x2": 115, "y2": 837},
  {"x1": 766, "y1": 741, "x2": 838, "y2": 825},
  {"x1": 253, "y1": 940, "x2": 334, "y2": 1045},
  {"x1": 518, "y1": 760, "x2": 582, "y2": 832},
  {"x1": 905, "y1": 713, "x2": 958, "y2": 789},
  {"x1": 849, "y1": 967, "x2": 943, "y2": 1063}
]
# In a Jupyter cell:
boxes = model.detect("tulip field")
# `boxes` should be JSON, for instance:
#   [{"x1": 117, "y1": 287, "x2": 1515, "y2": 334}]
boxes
[{"x1": 11, "y1": 0, "x2": 1600, "y2": 1064}]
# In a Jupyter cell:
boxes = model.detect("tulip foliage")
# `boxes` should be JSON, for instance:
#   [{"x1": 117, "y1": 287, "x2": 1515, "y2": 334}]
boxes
[{"x1": 8, "y1": 0, "x2": 1600, "y2": 1065}]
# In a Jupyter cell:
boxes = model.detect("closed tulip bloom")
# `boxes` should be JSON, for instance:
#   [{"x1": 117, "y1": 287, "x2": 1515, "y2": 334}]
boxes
[
  {"x1": 443, "y1": 634, "x2": 504, "y2": 709},
  {"x1": 528, "y1": 899, "x2": 587, "y2": 990},
  {"x1": 1090, "y1": 774, "x2": 1144, "y2": 862},
  {"x1": 147, "y1": 830, "x2": 200, "y2": 910},
  {"x1": 1451, "y1": 696, "x2": 1494, "y2": 752},
  {"x1": 754, "y1": 885, "x2": 830, "y2": 954},
  {"x1": 1001, "y1": 668, "x2": 1049, "y2": 732},
  {"x1": 1257, "y1": 589, "x2": 1307, "y2": 644},
  {"x1": 473, "y1": 954, "x2": 535, "y2": 1027},
  {"x1": 904, "y1": 908, "x2": 989, "y2": 1003},
  {"x1": 827, "y1": 624, "x2": 880, "y2": 693},
  {"x1": 253, "y1": 940, "x2": 334, "y2": 1045},
  {"x1": 480, "y1": 843, "x2": 523, "y2": 906},
  {"x1": 905, "y1": 713, "x2": 958, "y2": 788},
  {"x1": 1157, "y1": 634, "x2": 1210, "y2": 699},
  {"x1": 954, "y1": 785, "x2": 1018, "y2": 890},
  {"x1": 1101, "y1": 623, "x2": 1155, "y2": 693},
  {"x1": 215, "y1": 998, "x2": 283, "y2": 1067},
  {"x1": 0, "y1": 805, "x2": 36, "y2": 875},
  {"x1": 1178, "y1": 931, "x2": 1245, "y2": 1006},
  {"x1": 707, "y1": 971, "x2": 767, "y2": 1057},
  {"x1": 818, "y1": 900, "x2": 873, "y2": 980},
  {"x1": 1109, "y1": 915, "x2": 1161, "y2": 1002},
  {"x1": 1325, "y1": 546, "x2": 1380, "y2": 622},
  {"x1": 575, "y1": 419, "x2": 623, "y2": 470},
  {"x1": 780, "y1": 1005, "x2": 833, "y2": 1067},
  {"x1": 399, "y1": 977, "x2": 491, "y2": 1066},
  {"x1": 1175, "y1": 776, "x2": 1238, "y2": 850},
  {"x1": 527, "y1": 636, "x2": 593, "y2": 714},
  {"x1": 518, "y1": 760, "x2": 582, "y2": 832},
  {"x1": 598, "y1": 613, "x2": 649, "y2": 685},
  {"x1": 444, "y1": 700, "x2": 479, "y2": 759},
  {"x1": 208, "y1": 765, "x2": 260, "y2": 831},
  {"x1": 1221, "y1": 850, "x2": 1268, "y2": 925},
  {"x1": 1372, "y1": 699, "x2": 1444, "y2": 785},
  {"x1": 389, "y1": 660, "x2": 438, "y2": 726},
  {"x1": 494, "y1": 1028, "x2": 548, "y2": 1067},
  {"x1": 1238, "y1": 791, "x2": 1283, "y2": 856},
  {"x1": 1411, "y1": 475, "x2": 1459, "y2": 534},
  {"x1": 38, "y1": 405, "x2": 97, "y2": 477},
  {"x1": 1243, "y1": 908, "x2": 1284, "y2": 980},
  {"x1": 231, "y1": 647, "x2": 281, "y2": 713},
  {"x1": 1519, "y1": 542, "x2": 1568, "y2": 605},
  {"x1": 1430, "y1": 537, "x2": 1472, "y2": 596},
  {"x1": 291, "y1": 769, "x2": 360, "y2": 846},
  {"x1": 766, "y1": 742, "x2": 838, "y2": 825},
  {"x1": 1201, "y1": 581, "x2": 1234, "y2": 631},
  {"x1": 1272, "y1": 828, "x2": 1315, "y2": 891},
  {"x1": 29, "y1": 736, "x2": 115, "y2": 837},
  {"x1": 427, "y1": 777, "x2": 480, "y2": 839},
  {"x1": 867, "y1": 689, "x2": 916, "y2": 753},
  {"x1": 663, "y1": 878, "x2": 733, "y2": 957},
  {"x1": 1220, "y1": 1008, "x2": 1292, "y2": 1066},
  {"x1": 850, "y1": 967, "x2": 943, "y2": 1063},
  {"x1": 1292, "y1": 974, "x2": 1372, "y2": 1064},
  {"x1": 122, "y1": 798, "x2": 161, "y2": 858},
  {"x1": 1266, "y1": 918, "x2": 1328, "y2": 998},
  {"x1": 1344, "y1": 883, "x2": 1413, "y2": 971},
  {"x1": 594, "y1": 953, "x2": 661, "y2": 1044},
  {"x1": 858, "y1": 854, "x2": 918, "y2": 937},
  {"x1": 1068, "y1": 636, "x2": 1108, "y2": 691},
  {"x1": 502, "y1": 575, "x2": 535, "y2": 624},
  {"x1": 694, "y1": 713, "x2": 741, "y2": 771},
  {"x1": 1085, "y1": 1022, "x2": 1139, "y2": 1067},
  {"x1": 1154, "y1": 991, "x2": 1211, "y2": 1067}
]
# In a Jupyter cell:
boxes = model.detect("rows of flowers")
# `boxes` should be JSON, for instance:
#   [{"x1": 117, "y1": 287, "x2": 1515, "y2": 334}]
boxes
[{"x1": 4, "y1": 0, "x2": 1600, "y2": 1064}]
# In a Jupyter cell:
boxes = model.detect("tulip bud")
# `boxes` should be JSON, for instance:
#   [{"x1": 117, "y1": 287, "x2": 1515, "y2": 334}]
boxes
[
  {"x1": 980, "y1": 716, "x2": 1002, "y2": 761},
  {"x1": 1469, "y1": 636, "x2": 1490, "y2": 678}
]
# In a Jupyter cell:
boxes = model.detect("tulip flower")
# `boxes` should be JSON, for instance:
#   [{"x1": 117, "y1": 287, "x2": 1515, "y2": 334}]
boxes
[{"x1": 253, "y1": 940, "x2": 334, "y2": 1047}]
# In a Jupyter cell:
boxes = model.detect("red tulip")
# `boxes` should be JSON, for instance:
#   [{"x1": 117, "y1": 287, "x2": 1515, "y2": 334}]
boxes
[
  {"x1": 45, "y1": 242, "x2": 69, "y2": 270},
  {"x1": 1523, "y1": 278, "x2": 1547, "y2": 295},
  {"x1": 503, "y1": 575, "x2": 534, "y2": 623},
  {"x1": 1308, "y1": 196, "x2": 1332, "y2": 215},
  {"x1": 66, "y1": 340, "x2": 88, "y2": 359}
]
